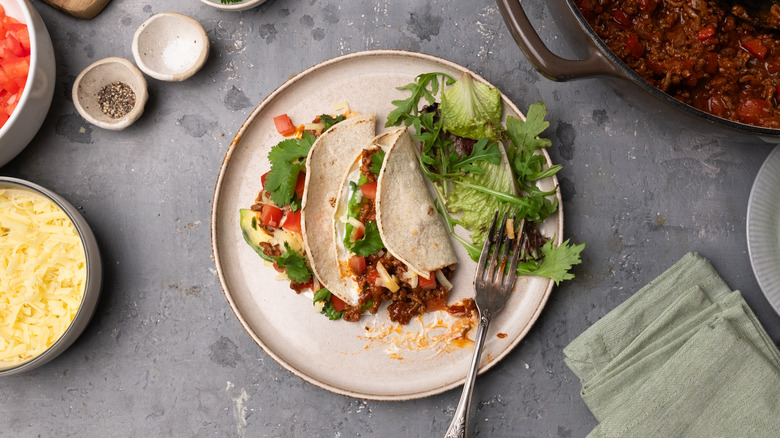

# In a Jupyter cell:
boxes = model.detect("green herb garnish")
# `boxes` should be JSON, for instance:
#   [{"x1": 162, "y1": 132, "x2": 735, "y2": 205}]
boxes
[
  {"x1": 319, "y1": 114, "x2": 346, "y2": 132},
  {"x1": 347, "y1": 221, "x2": 384, "y2": 257},
  {"x1": 264, "y1": 132, "x2": 316, "y2": 210},
  {"x1": 386, "y1": 72, "x2": 584, "y2": 283},
  {"x1": 313, "y1": 288, "x2": 343, "y2": 320},
  {"x1": 369, "y1": 150, "x2": 386, "y2": 176},
  {"x1": 273, "y1": 242, "x2": 311, "y2": 283}
]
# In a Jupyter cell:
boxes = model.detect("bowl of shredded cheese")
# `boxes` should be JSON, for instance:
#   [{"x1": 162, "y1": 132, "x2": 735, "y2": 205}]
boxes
[{"x1": 0, "y1": 177, "x2": 102, "y2": 376}]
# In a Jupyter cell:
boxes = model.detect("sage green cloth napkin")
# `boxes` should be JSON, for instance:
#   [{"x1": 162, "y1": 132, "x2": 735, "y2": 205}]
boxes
[{"x1": 564, "y1": 253, "x2": 780, "y2": 438}]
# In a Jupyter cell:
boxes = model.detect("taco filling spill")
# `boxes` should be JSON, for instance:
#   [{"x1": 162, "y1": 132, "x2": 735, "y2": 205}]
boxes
[{"x1": 334, "y1": 128, "x2": 473, "y2": 325}]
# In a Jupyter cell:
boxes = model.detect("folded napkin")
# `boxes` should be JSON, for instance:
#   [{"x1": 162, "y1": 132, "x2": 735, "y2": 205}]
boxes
[{"x1": 564, "y1": 253, "x2": 780, "y2": 438}]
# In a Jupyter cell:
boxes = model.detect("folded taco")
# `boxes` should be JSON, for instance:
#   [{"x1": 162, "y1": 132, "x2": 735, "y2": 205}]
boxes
[
  {"x1": 301, "y1": 113, "x2": 377, "y2": 300},
  {"x1": 333, "y1": 127, "x2": 458, "y2": 324}
]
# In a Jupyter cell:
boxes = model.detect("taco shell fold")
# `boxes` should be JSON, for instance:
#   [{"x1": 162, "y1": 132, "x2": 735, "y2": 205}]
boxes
[
  {"x1": 375, "y1": 128, "x2": 458, "y2": 277},
  {"x1": 301, "y1": 114, "x2": 376, "y2": 302}
]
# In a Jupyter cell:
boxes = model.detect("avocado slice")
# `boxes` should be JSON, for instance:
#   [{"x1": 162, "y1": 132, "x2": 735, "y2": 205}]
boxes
[{"x1": 239, "y1": 208, "x2": 273, "y2": 262}]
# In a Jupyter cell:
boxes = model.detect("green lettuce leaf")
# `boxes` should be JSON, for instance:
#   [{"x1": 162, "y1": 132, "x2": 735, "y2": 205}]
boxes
[
  {"x1": 441, "y1": 73, "x2": 502, "y2": 141},
  {"x1": 447, "y1": 158, "x2": 518, "y2": 245}
]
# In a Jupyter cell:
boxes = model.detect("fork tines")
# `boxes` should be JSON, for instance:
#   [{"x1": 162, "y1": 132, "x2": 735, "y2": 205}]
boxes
[{"x1": 477, "y1": 211, "x2": 525, "y2": 289}]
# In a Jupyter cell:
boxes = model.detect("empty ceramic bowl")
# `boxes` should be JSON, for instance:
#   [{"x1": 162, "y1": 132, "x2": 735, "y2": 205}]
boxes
[
  {"x1": 0, "y1": 0, "x2": 56, "y2": 168},
  {"x1": 72, "y1": 57, "x2": 148, "y2": 130},
  {"x1": 132, "y1": 12, "x2": 209, "y2": 82},
  {"x1": 0, "y1": 177, "x2": 103, "y2": 377},
  {"x1": 199, "y1": 0, "x2": 267, "y2": 12}
]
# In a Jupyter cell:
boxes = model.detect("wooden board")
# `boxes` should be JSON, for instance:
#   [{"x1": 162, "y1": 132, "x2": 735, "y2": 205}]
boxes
[{"x1": 40, "y1": 0, "x2": 111, "y2": 19}]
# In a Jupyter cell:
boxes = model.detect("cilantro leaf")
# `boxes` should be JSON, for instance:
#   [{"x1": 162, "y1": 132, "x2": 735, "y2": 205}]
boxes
[
  {"x1": 273, "y1": 242, "x2": 311, "y2": 283},
  {"x1": 347, "y1": 221, "x2": 385, "y2": 256},
  {"x1": 319, "y1": 114, "x2": 345, "y2": 132},
  {"x1": 265, "y1": 132, "x2": 316, "y2": 208},
  {"x1": 370, "y1": 150, "x2": 386, "y2": 175},
  {"x1": 521, "y1": 239, "x2": 585, "y2": 285},
  {"x1": 312, "y1": 288, "x2": 343, "y2": 320}
]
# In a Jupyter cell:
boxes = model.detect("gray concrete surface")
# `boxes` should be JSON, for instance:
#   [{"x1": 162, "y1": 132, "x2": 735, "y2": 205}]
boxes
[{"x1": 3, "y1": 0, "x2": 778, "y2": 436}]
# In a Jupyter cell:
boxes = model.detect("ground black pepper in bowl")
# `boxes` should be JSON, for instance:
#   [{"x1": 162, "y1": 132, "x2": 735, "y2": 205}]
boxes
[{"x1": 97, "y1": 82, "x2": 136, "y2": 119}]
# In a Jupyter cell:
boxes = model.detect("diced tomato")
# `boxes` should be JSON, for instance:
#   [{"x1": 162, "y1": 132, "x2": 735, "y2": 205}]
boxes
[
  {"x1": 330, "y1": 294, "x2": 347, "y2": 312},
  {"x1": 273, "y1": 260, "x2": 285, "y2": 273},
  {"x1": 366, "y1": 269, "x2": 381, "y2": 288},
  {"x1": 707, "y1": 95, "x2": 726, "y2": 117},
  {"x1": 736, "y1": 99, "x2": 772, "y2": 125},
  {"x1": 741, "y1": 39, "x2": 768, "y2": 59},
  {"x1": 698, "y1": 25, "x2": 716, "y2": 41},
  {"x1": 348, "y1": 255, "x2": 366, "y2": 275},
  {"x1": 14, "y1": 28, "x2": 29, "y2": 53},
  {"x1": 294, "y1": 172, "x2": 305, "y2": 199},
  {"x1": 260, "y1": 204, "x2": 284, "y2": 228},
  {"x1": 261, "y1": 171, "x2": 270, "y2": 189},
  {"x1": 359, "y1": 181, "x2": 377, "y2": 199},
  {"x1": 2, "y1": 57, "x2": 28, "y2": 81},
  {"x1": 0, "y1": 7, "x2": 30, "y2": 129},
  {"x1": 418, "y1": 275, "x2": 437, "y2": 290},
  {"x1": 4, "y1": 35, "x2": 25, "y2": 57},
  {"x1": 626, "y1": 33, "x2": 644, "y2": 58},
  {"x1": 350, "y1": 225, "x2": 365, "y2": 242},
  {"x1": 613, "y1": 10, "x2": 630, "y2": 27},
  {"x1": 273, "y1": 114, "x2": 296, "y2": 136},
  {"x1": 281, "y1": 210, "x2": 302, "y2": 233}
]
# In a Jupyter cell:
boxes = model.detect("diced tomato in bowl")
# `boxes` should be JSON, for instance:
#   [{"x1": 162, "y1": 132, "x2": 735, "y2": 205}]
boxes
[{"x1": 0, "y1": 0, "x2": 56, "y2": 168}]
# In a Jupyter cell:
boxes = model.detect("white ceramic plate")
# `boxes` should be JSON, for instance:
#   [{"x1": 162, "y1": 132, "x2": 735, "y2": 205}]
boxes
[
  {"x1": 211, "y1": 50, "x2": 563, "y2": 400},
  {"x1": 747, "y1": 146, "x2": 780, "y2": 317}
]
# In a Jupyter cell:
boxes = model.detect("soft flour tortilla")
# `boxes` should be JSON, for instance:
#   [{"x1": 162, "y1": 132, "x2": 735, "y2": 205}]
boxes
[
  {"x1": 375, "y1": 128, "x2": 457, "y2": 277},
  {"x1": 332, "y1": 128, "x2": 406, "y2": 304},
  {"x1": 333, "y1": 127, "x2": 458, "y2": 305},
  {"x1": 301, "y1": 114, "x2": 376, "y2": 303}
]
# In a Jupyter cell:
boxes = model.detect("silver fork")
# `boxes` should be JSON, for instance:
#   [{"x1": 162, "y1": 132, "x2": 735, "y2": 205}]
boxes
[{"x1": 444, "y1": 211, "x2": 524, "y2": 438}]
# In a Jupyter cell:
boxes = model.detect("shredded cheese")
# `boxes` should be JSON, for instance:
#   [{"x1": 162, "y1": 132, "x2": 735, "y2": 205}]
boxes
[
  {"x1": 376, "y1": 261, "x2": 400, "y2": 292},
  {"x1": 0, "y1": 189, "x2": 87, "y2": 366}
]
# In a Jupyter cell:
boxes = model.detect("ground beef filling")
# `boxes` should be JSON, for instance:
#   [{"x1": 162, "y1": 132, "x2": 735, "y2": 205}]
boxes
[{"x1": 577, "y1": 0, "x2": 780, "y2": 128}]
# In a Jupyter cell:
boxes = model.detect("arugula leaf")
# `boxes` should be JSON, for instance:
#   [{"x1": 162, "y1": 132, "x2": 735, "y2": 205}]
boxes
[
  {"x1": 369, "y1": 150, "x2": 386, "y2": 175},
  {"x1": 348, "y1": 221, "x2": 385, "y2": 256},
  {"x1": 441, "y1": 73, "x2": 503, "y2": 141},
  {"x1": 273, "y1": 242, "x2": 312, "y2": 283},
  {"x1": 505, "y1": 103, "x2": 563, "y2": 187},
  {"x1": 319, "y1": 114, "x2": 346, "y2": 132},
  {"x1": 220, "y1": 0, "x2": 242, "y2": 3},
  {"x1": 265, "y1": 132, "x2": 316, "y2": 208},
  {"x1": 386, "y1": 73, "x2": 455, "y2": 127},
  {"x1": 312, "y1": 288, "x2": 343, "y2": 320}
]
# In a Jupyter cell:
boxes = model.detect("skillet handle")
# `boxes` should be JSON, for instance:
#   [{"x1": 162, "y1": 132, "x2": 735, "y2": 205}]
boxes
[{"x1": 497, "y1": 0, "x2": 620, "y2": 81}]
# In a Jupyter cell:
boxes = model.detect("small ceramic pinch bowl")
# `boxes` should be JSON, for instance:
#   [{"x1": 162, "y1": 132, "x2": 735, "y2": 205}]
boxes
[
  {"x1": 132, "y1": 12, "x2": 209, "y2": 82},
  {"x1": 0, "y1": 177, "x2": 103, "y2": 377},
  {"x1": 72, "y1": 57, "x2": 148, "y2": 131},
  {"x1": 199, "y1": 0, "x2": 267, "y2": 12}
]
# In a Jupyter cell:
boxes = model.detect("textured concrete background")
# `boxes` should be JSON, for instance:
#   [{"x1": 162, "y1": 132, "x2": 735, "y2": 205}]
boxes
[{"x1": 3, "y1": 0, "x2": 779, "y2": 436}]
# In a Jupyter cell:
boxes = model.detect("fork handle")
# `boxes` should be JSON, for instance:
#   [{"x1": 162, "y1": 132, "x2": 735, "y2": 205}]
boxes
[{"x1": 444, "y1": 312, "x2": 491, "y2": 438}]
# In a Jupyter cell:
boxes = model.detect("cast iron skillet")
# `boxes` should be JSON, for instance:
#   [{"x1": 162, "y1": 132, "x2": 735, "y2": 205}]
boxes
[{"x1": 497, "y1": 0, "x2": 780, "y2": 141}]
